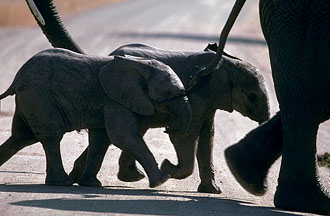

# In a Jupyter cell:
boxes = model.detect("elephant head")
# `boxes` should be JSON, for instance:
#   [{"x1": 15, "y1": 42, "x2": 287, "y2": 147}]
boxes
[
  {"x1": 99, "y1": 55, "x2": 191, "y2": 134},
  {"x1": 223, "y1": 57, "x2": 270, "y2": 124}
]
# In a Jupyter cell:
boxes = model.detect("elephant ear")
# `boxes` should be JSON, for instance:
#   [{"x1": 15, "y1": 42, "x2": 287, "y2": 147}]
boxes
[{"x1": 98, "y1": 55, "x2": 154, "y2": 115}]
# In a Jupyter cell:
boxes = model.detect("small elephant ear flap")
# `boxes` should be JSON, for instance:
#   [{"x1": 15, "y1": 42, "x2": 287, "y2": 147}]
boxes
[{"x1": 98, "y1": 57, "x2": 154, "y2": 115}]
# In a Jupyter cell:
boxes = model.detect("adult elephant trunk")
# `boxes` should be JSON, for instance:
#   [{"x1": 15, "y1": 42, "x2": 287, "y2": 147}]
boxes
[{"x1": 25, "y1": 0, "x2": 84, "y2": 53}]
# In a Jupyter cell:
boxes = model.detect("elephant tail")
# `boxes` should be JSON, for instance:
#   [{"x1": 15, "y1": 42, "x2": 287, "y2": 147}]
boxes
[
  {"x1": 0, "y1": 84, "x2": 15, "y2": 113},
  {"x1": 0, "y1": 85, "x2": 15, "y2": 101}
]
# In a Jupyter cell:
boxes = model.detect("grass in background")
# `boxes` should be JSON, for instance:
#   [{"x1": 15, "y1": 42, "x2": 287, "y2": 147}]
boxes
[{"x1": 0, "y1": 0, "x2": 122, "y2": 26}]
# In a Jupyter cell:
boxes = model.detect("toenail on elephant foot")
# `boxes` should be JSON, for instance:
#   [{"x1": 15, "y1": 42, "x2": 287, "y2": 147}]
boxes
[
  {"x1": 77, "y1": 176, "x2": 102, "y2": 187},
  {"x1": 117, "y1": 168, "x2": 145, "y2": 182},
  {"x1": 198, "y1": 180, "x2": 222, "y2": 194},
  {"x1": 149, "y1": 172, "x2": 171, "y2": 188}
]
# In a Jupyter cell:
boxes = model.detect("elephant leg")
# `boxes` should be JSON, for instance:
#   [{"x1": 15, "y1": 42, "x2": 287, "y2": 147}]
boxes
[
  {"x1": 77, "y1": 128, "x2": 110, "y2": 187},
  {"x1": 274, "y1": 112, "x2": 330, "y2": 215},
  {"x1": 196, "y1": 113, "x2": 221, "y2": 194},
  {"x1": 161, "y1": 127, "x2": 199, "y2": 179},
  {"x1": 224, "y1": 112, "x2": 283, "y2": 196},
  {"x1": 0, "y1": 112, "x2": 38, "y2": 166},
  {"x1": 69, "y1": 147, "x2": 88, "y2": 183},
  {"x1": 40, "y1": 135, "x2": 73, "y2": 186},
  {"x1": 69, "y1": 128, "x2": 110, "y2": 184},
  {"x1": 104, "y1": 105, "x2": 169, "y2": 188},
  {"x1": 117, "y1": 127, "x2": 147, "y2": 182},
  {"x1": 117, "y1": 151, "x2": 145, "y2": 182}
]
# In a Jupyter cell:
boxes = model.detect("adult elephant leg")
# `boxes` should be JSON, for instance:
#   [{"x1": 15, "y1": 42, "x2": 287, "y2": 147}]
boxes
[
  {"x1": 25, "y1": 0, "x2": 84, "y2": 53},
  {"x1": 225, "y1": 113, "x2": 283, "y2": 196},
  {"x1": 196, "y1": 113, "x2": 221, "y2": 194},
  {"x1": 260, "y1": 1, "x2": 330, "y2": 214},
  {"x1": 274, "y1": 112, "x2": 330, "y2": 215},
  {"x1": 77, "y1": 128, "x2": 110, "y2": 187}
]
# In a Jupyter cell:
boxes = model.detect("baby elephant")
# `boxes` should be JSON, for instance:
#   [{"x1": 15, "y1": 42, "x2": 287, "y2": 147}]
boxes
[
  {"x1": 0, "y1": 48, "x2": 192, "y2": 187},
  {"x1": 70, "y1": 43, "x2": 270, "y2": 193}
]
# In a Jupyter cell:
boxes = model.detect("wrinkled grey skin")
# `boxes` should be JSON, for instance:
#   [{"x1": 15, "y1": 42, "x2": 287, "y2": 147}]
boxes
[
  {"x1": 0, "y1": 48, "x2": 192, "y2": 188},
  {"x1": 224, "y1": 1, "x2": 330, "y2": 215},
  {"x1": 70, "y1": 43, "x2": 270, "y2": 193}
]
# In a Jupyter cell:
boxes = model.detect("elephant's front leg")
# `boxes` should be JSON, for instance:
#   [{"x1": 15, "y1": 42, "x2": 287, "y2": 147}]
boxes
[
  {"x1": 274, "y1": 112, "x2": 330, "y2": 215},
  {"x1": 117, "y1": 151, "x2": 145, "y2": 182},
  {"x1": 117, "y1": 128, "x2": 147, "y2": 182},
  {"x1": 76, "y1": 128, "x2": 110, "y2": 187},
  {"x1": 196, "y1": 113, "x2": 221, "y2": 194},
  {"x1": 104, "y1": 104, "x2": 170, "y2": 188},
  {"x1": 161, "y1": 126, "x2": 200, "y2": 180}
]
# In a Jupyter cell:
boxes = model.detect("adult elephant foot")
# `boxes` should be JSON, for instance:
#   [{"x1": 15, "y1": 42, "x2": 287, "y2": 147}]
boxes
[
  {"x1": 224, "y1": 114, "x2": 283, "y2": 196},
  {"x1": 197, "y1": 179, "x2": 222, "y2": 194},
  {"x1": 117, "y1": 166, "x2": 145, "y2": 182},
  {"x1": 274, "y1": 181, "x2": 330, "y2": 215}
]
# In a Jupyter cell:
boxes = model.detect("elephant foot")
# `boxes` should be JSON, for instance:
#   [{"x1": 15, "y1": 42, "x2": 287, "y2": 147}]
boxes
[
  {"x1": 160, "y1": 159, "x2": 193, "y2": 179},
  {"x1": 45, "y1": 173, "x2": 73, "y2": 186},
  {"x1": 149, "y1": 171, "x2": 171, "y2": 188},
  {"x1": 224, "y1": 144, "x2": 267, "y2": 196},
  {"x1": 117, "y1": 167, "x2": 145, "y2": 182},
  {"x1": 69, "y1": 167, "x2": 84, "y2": 183},
  {"x1": 198, "y1": 179, "x2": 222, "y2": 194},
  {"x1": 274, "y1": 182, "x2": 330, "y2": 215},
  {"x1": 77, "y1": 175, "x2": 102, "y2": 187}
]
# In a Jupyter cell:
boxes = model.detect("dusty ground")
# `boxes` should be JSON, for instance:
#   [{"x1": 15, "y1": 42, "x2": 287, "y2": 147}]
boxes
[
  {"x1": 0, "y1": 0, "x2": 123, "y2": 26},
  {"x1": 0, "y1": 0, "x2": 329, "y2": 215}
]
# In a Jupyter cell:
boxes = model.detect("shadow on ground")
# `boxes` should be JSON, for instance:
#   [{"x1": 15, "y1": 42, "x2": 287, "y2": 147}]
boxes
[{"x1": 0, "y1": 184, "x2": 300, "y2": 215}]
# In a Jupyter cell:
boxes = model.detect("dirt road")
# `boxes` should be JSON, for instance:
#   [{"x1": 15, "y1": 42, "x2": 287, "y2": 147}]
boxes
[{"x1": 0, "y1": 0, "x2": 329, "y2": 215}]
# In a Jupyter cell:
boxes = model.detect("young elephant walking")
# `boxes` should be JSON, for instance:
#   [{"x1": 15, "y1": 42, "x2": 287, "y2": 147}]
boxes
[
  {"x1": 0, "y1": 48, "x2": 192, "y2": 187},
  {"x1": 70, "y1": 43, "x2": 270, "y2": 193}
]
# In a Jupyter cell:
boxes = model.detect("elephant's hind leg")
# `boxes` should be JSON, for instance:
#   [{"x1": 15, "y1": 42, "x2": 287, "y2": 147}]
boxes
[
  {"x1": 39, "y1": 135, "x2": 73, "y2": 186},
  {"x1": 0, "y1": 112, "x2": 38, "y2": 166}
]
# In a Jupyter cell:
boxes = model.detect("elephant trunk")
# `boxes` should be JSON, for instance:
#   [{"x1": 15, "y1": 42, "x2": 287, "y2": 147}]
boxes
[{"x1": 26, "y1": 0, "x2": 84, "y2": 54}]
